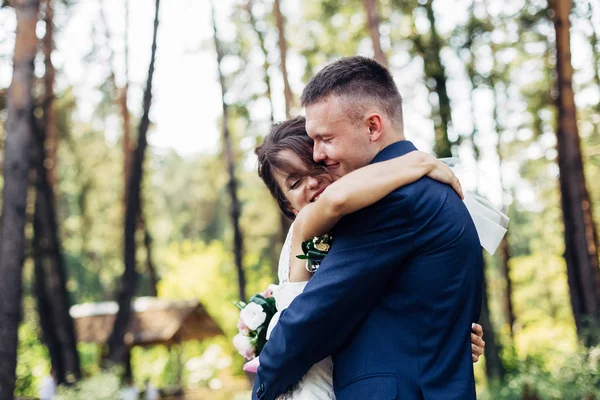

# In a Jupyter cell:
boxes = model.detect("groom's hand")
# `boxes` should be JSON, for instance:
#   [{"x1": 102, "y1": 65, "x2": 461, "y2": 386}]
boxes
[{"x1": 471, "y1": 323, "x2": 485, "y2": 363}]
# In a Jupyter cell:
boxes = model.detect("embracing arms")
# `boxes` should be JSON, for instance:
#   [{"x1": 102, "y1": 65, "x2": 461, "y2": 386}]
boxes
[
  {"x1": 255, "y1": 193, "x2": 416, "y2": 399},
  {"x1": 293, "y1": 151, "x2": 462, "y2": 243},
  {"x1": 288, "y1": 151, "x2": 461, "y2": 282}
]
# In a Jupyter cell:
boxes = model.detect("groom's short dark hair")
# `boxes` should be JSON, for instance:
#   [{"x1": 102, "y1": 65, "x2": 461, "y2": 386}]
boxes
[{"x1": 301, "y1": 56, "x2": 403, "y2": 130}]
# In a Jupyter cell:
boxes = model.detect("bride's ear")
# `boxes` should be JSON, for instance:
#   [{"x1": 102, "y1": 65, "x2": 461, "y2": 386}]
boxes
[{"x1": 365, "y1": 114, "x2": 383, "y2": 142}]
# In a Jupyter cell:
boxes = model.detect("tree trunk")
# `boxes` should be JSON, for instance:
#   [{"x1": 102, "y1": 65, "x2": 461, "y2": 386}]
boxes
[
  {"x1": 271, "y1": 0, "x2": 295, "y2": 274},
  {"x1": 497, "y1": 236, "x2": 515, "y2": 335},
  {"x1": 491, "y1": 81, "x2": 516, "y2": 339},
  {"x1": 362, "y1": 0, "x2": 388, "y2": 66},
  {"x1": 273, "y1": 0, "x2": 294, "y2": 118},
  {"x1": 139, "y1": 214, "x2": 158, "y2": 296},
  {"x1": 32, "y1": 121, "x2": 81, "y2": 385},
  {"x1": 211, "y1": 0, "x2": 247, "y2": 302},
  {"x1": 412, "y1": 0, "x2": 453, "y2": 158},
  {"x1": 246, "y1": 0, "x2": 275, "y2": 123},
  {"x1": 106, "y1": 0, "x2": 160, "y2": 364},
  {"x1": 99, "y1": 0, "x2": 132, "y2": 209},
  {"x1": 101, "y1": 0, "x2": 155, "y2": 294},
  {"x1": 42, "y1": 0, "x2": 57, "y2": 195},
  {"x1": 246, "y1": 0, "x2": 289, "y2": 278},
  {"x1": 480, "y1": 259, "x2": 506, "y2": 381},
  {"x1": 485, "y1": 5, "x2": 516, "y2": 336},
  {"x1": 551, "y1": 0, "x2": 600, "y2": 344},
  {"x1": 38, "y1": 0, "x2": 81, "y2": 381},
  {"x1": 0, "y1": 1, "x2": 40, "y2": 398}
]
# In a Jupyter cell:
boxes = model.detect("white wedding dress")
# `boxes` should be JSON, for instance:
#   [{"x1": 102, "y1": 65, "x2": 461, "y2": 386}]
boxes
[{"x1": 266, "y1": 223, "x2": 336, "y2": 399}]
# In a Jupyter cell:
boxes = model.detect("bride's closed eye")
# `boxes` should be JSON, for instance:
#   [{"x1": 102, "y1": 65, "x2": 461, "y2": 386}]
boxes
[{"x1": 289, "y1": 178, "x2": 302, "y2": 190}]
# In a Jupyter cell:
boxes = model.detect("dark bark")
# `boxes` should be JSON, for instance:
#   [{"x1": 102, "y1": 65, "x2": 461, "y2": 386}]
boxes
[
  {"x1": 273, "y1": 0, "x2": 294, "y2": 118},
  {"x1": 0, "y1": 1, "x2": 40, "y2": 398},
  {"x1": 490, "y1": 71, "x2": 516, "y2": 338},
  {"x1": 497, "y1": 236, "x2": 515, "y2": 335},
  {"x1": 37, "y1": 0, "x2": 81, "y2": 382},
  {"x1": 106, "y1": 0, "x2": 160, "y2": 364},
  {"x1": 362, "y1": 0, "x2": 388, "y2": 66},
  {"x1": 211, "y1": 0, "x2": 247, "y2": 302},
  {"x1": 412, "y1": 0, "x2": 453, "y2": 158},
  {"x1": 480, "y1": 259, "x2": 506, "y2": 381},
  {"x1": 481, "y1": 4, "x2": 516, "y2": 336},
  {"x1": 32, "y1": 120, "x2": 81, "y2": 384},
  {"x1": 42, "y1": 0, "x2": 56, "y2": 194},
  {"x1": 139, "y1": 214, "x2": 158, "y2": 296},
  {"x1": 551, "y1": 0, "x2": 600, "y2": 344}
]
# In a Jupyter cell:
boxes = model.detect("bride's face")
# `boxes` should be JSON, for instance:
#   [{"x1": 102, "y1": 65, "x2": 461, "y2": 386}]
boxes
[{"x1": 273, "y1": 149, "x2": 335, "y2": 215}]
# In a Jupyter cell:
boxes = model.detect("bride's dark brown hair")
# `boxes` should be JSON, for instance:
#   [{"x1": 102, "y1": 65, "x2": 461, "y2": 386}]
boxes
[{"x1": 255, "y1": 116, "x2": 329, "y2": 220}]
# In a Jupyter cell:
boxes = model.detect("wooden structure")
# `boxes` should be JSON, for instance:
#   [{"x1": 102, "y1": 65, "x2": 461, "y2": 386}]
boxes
[{"x1": 70, "y1": 297, "x2": 223, "y2": 347}]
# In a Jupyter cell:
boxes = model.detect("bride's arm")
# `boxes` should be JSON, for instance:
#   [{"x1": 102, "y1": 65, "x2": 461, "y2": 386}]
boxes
[{"x1": 293, "y1": 151, "x2": 462, "y2": 242}]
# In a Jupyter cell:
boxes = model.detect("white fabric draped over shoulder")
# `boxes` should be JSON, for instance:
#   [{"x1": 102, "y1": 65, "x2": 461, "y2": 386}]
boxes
[{"x1": 440, "y1": 157, "x2": 509, "y2": 255}]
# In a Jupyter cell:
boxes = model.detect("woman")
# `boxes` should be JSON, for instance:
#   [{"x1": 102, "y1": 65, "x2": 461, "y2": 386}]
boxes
[{"x1": 254, "y1": 116, "x2": 485, "y2": 399}]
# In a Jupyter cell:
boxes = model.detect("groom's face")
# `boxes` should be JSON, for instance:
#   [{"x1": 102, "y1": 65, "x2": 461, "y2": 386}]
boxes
[{"x1": 305, "y1": 96, "x2": 374, "y2": 177}]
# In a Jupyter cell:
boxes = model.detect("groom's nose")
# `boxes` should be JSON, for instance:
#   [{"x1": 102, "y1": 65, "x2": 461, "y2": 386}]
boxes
[{"x1": 313, "y1": 142, "x2": 326, "y2": 162}]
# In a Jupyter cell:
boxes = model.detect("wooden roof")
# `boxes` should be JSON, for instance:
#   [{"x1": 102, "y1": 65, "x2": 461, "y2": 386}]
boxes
[{"x1": 69, "y1": 297, "x2": 223, "y2": 347}]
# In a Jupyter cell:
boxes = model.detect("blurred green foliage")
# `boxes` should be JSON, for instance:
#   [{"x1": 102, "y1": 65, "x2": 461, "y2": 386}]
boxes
[{"x1": 2, "y1": 0, "x2": 600, "y2": 398}]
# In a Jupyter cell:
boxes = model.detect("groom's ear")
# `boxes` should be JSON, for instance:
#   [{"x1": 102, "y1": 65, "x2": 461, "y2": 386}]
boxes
[{"x1": 365, "y1": 113, "x2": 383, "y2": 142}]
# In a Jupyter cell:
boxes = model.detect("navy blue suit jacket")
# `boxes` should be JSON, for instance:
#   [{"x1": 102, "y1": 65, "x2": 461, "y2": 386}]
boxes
[{"x1": 253, "y1": 141, "x2": 483, "y2": 400}]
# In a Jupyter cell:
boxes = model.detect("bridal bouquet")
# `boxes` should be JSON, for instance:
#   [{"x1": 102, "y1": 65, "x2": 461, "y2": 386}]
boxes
[{"x1": 233, "y1": 286, "x2": 277, "y2": 362}]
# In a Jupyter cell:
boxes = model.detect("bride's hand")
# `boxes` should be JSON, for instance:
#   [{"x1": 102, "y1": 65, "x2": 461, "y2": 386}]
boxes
[
  {"x1": 471, "y1": 323, "x2": 485, "y2": 363},
  {"x1": 424, "y1": 155, "x2": 464, "y2": 199}
]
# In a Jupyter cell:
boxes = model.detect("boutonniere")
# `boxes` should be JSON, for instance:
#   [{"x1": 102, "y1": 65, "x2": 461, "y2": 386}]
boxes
[{"x1": 296, "y1": 233, "x2": 333, "y2": 273}]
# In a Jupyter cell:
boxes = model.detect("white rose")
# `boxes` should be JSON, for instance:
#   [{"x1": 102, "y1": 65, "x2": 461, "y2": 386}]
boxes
[
  {"x1": 232, "y1": 333, "x2": 255, "y2": 359},
  {"x1": 240, "y1": 302, "x2": 267, "y2": 331}
]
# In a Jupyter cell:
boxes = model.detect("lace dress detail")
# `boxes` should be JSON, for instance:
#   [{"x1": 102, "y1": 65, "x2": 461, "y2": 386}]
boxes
[{"x1": 266, "y1": 223, "x2": 335, "y2": 400}]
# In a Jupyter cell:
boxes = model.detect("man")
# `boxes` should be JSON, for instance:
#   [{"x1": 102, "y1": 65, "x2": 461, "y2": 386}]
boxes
[{"x1": 254, "y1": 56, "x2": 483, "y2": 399}]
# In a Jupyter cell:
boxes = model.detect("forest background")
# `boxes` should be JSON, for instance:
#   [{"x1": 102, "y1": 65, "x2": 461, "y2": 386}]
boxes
[{"x1": 1, "y1": 0, "x2": 600, "y2": 398}]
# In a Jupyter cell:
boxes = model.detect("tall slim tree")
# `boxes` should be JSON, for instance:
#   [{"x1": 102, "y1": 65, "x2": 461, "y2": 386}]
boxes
[
  {"x1": 32, "y1": 120, "x2": 81, "y2": 385},
  {"x1": 551, "y1": 0, "x2": 600, "y2": 343},
  {"x1": 489, "y1": 47, "x2": 516, "y2": 337},
  {"x1": 99, "y1": 0, "x2": 158, "y2": 296},
  {"x1": 0, "y1": 0, "x2": 40, "y2": 397},
  {"x1": 480, "y1": 261, "x2": 506, "y2": 381},
  {"x1": 362, "y1": 0, "x2": 388, "y2": 66},
  {"x1": 245, "y1": 0, "x2": 284, "y2": 279},
  {"x1": 42, "y1": 0, "x2": 56, "y2": 193},
  {"x1": 32, "y1": 0, "x2": 82, "y2": 384},
  {"x1": 462, "y1": 4, "x2": 516, "y2": 337},
  {"x1": 211, "y1": 0, "x2": 247, "y2": 302},
  {"x1": 411, "y1": 0, "x2": 453, "y2": 158},
  {"x1": 106, "y1": 0, "x2": 160, "y2": 364},
  {"x1": 246, "y1": 0, "x2": 275, "y2": 123},
  {"x1": 272, "y1": 0, "x2": 294, "y2": 256},
  {"x1": 273, "y1": 0, "x2": 294, "y2": 118}
]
